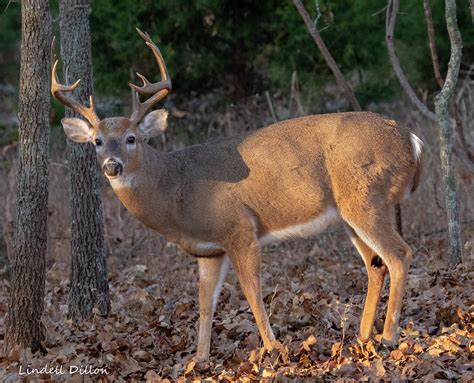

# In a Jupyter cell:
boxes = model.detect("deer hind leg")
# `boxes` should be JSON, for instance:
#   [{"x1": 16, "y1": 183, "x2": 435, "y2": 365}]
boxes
[
  {"x1": 342, "y1": 214, "x2": 413, "y2": 345},
  {"x1": 223, "y1": 223, "x2": 276, "y2": 350},
  {"x1": 345, "y1": 224, "x2": 387, "y2": 341},
  {"x1": 196, "y1": 255, "x2": 229, "y2": 362}
]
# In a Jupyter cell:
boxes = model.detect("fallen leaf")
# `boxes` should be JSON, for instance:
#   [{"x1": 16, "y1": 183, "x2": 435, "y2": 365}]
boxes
[
  {"x1": 374, "y1": 359, "x2": 385, "y2": 378},
  {"x1": 301, "y1": 335, "x2": 317, "y2": 352}
]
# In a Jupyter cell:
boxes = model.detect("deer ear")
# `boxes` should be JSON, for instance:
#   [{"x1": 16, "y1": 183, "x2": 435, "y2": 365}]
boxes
[
  {"x1": 138, "y1": 109, "x2": 168, "y2": 138},
  {"x1": 61, "y1": 118, "x2": 94, "y2": 143}
]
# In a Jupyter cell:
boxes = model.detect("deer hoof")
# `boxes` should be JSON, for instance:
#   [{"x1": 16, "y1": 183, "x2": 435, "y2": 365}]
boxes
[
  {"x1": 192, "y1": 356, "x2": 212, "y2": 372},
  {"x1": 381, "y1": 337, "x2": 398, "y2": 349}
]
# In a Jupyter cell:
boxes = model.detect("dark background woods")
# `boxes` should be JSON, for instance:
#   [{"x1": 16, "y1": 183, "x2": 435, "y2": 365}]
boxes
[
  {"x1": 1, "y1": 0, "x2": 473, "y2": 134},
  {"x1": 0, "y1": 0, "x2": 472, "y2": 381}
]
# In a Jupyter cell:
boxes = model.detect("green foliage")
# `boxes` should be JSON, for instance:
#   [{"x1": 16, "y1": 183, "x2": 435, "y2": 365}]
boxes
[
  {"x1": 0, "y1": 1, "x2": 21, "y2": 84},
  {"x1": 1, "y1": 0, "x2": 473, "y2": 105},
  {"x1": 88, "y1": 0, "x2": 474, "y2": 105}
]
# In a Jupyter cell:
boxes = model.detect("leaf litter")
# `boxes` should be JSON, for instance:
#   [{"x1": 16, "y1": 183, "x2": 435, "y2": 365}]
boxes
[{"x1": 0, "y1": 224, "x2": 472, "y2": 382}]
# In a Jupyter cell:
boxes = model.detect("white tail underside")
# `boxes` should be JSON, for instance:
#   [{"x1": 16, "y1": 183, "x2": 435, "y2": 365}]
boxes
[{"x1": 410, "y1": 132, "x2": 423, "y2": 162}]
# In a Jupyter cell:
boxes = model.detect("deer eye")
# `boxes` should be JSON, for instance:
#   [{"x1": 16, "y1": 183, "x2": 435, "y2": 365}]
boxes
[
  {"x1": 95, "y1": 138, "x2": 102, "y2": 146},
  {"x1": 126, "y1": 136, "x2": 136, "y2": 145}
]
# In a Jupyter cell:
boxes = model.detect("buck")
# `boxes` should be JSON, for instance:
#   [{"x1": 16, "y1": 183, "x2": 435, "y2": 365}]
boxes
[{"x1": 52, "y1": 29, "x2": 423, "y2": 362}]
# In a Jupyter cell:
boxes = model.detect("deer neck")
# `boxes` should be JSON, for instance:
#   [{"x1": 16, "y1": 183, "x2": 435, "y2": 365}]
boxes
[{"x1": 109, "y1": 144, "x2": 181, "y2": 237}]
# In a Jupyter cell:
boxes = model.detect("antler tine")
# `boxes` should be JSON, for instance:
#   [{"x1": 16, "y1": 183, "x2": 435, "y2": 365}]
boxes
[
  {"x1": 129, "y1": 29, "x2": 172, "y2": 124},
  {"x1": 50, "y1": 38, "x2": 100, "y2": 127}
]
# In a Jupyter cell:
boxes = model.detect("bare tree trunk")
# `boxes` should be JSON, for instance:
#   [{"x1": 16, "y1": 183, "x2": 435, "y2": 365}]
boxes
[
  {"x1": 59, "y1": 0, "x2": 110, "y2": 320},
  {"x1": 4, "y1": 0, "x2": 51, "y2": 353},
  {"x1": 293, "y1": 0, "x2": 361, "y2": 111},
  {"x1": 422, "y1": 0, "x2": 474, "y2": 170},
  {"x1": 434, "y1": 0, "x2": 463, "y2": 264},
  {"x1": 386, "y1": 0, "x2": 463, "y2": 264}
]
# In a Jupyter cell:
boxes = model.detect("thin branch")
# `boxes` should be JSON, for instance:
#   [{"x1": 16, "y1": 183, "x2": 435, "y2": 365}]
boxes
[
  {"x1": 371, "y1": 5, "x2": 388, "y2": 17},
  {"x1": 453, "y1": 146, "x2": 474, "y2": 172},
  {"x1": 2, "y1": 0, "x2": 15, "y2": 13},
  {"x1": 423, "y1": 0, "x2": 444, "y2": 88},
  {"x1": 451, "y1": 108, "x2": 474, "y2": 170},
  {"x1": 455, "y1": 64, "x2": 474, "y2": 105},
  {"x1": 313, "y1": 0, "x2": 323, "y2": 29},
  {"x1": 265, "y1": 90, "x2": 278, "y2": 123},
  {"x1": 385, "y1": 0, "x2": 437, "y2": 121},
  {"x1": 293, "y1": 0, "x2": 362, "y2": 111},
  {"x1": 470, "y1": 0, "x2": 474, "y2": 23},
  {"x1": 312, "y1": 0, "x2": 330, "y2": 32},
  {"x1": 432, "y1": 176, "x2": 445, "y2": 212},
  {"x1": 453, "y1": 65, "x2": 474, "y2": 167}
]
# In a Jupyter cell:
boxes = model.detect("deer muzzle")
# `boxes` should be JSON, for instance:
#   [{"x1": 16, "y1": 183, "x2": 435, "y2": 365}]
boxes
[{"x1": 103, "y1": 159, "x2": 123, "y2": 178}]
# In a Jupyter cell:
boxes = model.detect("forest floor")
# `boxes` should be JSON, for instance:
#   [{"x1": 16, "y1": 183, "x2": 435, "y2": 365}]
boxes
[
  {"x1": 0, "y1": 218, "x2": 472, "y2": 382},
  {"x1": 0, "y1": 95, "x2": 473, "y2": 381}
]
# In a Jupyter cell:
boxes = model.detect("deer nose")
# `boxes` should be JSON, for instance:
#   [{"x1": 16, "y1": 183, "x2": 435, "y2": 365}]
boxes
[{"x1": 103, "y1": 159, "x2": 123, "y2": 177}]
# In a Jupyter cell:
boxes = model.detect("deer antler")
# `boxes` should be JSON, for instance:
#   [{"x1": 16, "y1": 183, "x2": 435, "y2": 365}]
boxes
[
  {"x1": 129, "y1": 28, "x2": 172, "y2": 125},
  {"x1": 50, "y1": 36, "x2": 100, "y2": 127}
]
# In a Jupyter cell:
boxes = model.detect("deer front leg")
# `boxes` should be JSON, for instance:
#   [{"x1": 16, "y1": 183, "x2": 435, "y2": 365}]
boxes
[
  {"x1": 195, "y1": 255, "x2": 229, "y2": 362},
  {"x1": 224, "y1": 228, "x2": 276, "y2": 350}
]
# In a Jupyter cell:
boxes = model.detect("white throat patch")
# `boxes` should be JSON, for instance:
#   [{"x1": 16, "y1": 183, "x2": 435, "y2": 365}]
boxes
[{"x1": 108, "y1": 174, "x2": 135, "y2": 189}]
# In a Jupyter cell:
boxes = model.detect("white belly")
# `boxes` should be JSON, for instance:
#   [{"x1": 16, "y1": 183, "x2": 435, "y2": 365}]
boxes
[
  {"x1": 194, "y1": 207, "x2": 341, "y2": 251},
  {"x1": 259, "y1": 207, "x2": 341, "y2": 245}
]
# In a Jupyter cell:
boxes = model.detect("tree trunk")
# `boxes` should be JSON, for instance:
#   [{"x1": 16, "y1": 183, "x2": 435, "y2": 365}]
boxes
[
  {"x1": 434, "y1": 0, "x2": 463, "y2": 264},
  {"x1": 59, "y1": 0, "x2": 110, "y2": 320},
  {"x1": 4, "y1": 0, "x2": 51, "y2": 353}
]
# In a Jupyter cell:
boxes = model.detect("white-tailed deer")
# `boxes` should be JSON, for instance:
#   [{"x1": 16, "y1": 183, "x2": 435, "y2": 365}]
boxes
[{"x1": 52, "y1": 29, "x2": 423, "y2": 362}]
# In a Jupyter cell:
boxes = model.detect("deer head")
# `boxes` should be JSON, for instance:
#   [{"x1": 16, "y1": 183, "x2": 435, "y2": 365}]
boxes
[{"x1": 51, "y1": 28, "x2": 171, "y2": 179}]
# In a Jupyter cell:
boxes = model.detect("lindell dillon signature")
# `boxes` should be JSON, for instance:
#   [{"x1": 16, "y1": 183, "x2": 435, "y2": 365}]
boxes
[{"x1": 19, "y1": 364, "x2": 109, "y2": 376}]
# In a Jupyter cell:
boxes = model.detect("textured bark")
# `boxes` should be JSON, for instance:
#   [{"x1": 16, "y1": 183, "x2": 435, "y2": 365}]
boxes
[
  {"x1": 59, "y1": 0, "x2": 110, "y2": 320},
  {"x1": 422, "y1": 1, "x2": 473, "y2": 171},
  {"x1": 293, "y1": 0, "x2": 362, "y2": 111},
  {"x1": 4, "y1": 0, "x2": 51, "y2": 352},
  {"x1": 434, "y1": 0, "x2": 463, "y2": 264},
  {"x1": 386, "y1": 0, "x2": 463, "y2": 263}
]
